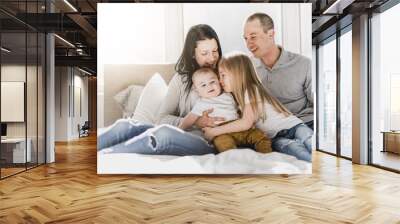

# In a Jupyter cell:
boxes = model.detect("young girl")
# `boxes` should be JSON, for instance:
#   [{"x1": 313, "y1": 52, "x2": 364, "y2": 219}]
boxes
[{"x1": 203, "y1": 52, "x2": 313, "y2": 162}]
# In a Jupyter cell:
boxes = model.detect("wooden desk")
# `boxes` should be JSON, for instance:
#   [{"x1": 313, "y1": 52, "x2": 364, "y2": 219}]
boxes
[{"x1": 382, "y1": 131, "x2": 400, "y2": 154}]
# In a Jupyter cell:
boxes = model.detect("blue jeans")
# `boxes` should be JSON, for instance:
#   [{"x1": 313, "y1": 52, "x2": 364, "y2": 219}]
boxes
[
  {"x1": 272, "y1": 123, "x2": 313, "y2": 162},
  {"x1": 305, "y1": 120, "x2": 314, "y2": 131},
  {"x1": 98, "y1": 119, "x2": 217, "y2": 156}
]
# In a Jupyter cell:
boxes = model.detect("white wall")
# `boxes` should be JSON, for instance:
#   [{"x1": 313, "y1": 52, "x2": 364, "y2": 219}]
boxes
[
  {"x1": 55, "y1": 67, "x2": 69, "y2": 141},
  {"x1": 299, "y1": 4, "x2": 313, "y2": 59},
  {"x1": 1, "y1": 65, "x2": 35, "y2": 137},
  {"x1": 183, "y1": 3, "x2": 311, "y2": 58},
  {"x1": 1, "y1": 76, "x2": 24, "y2": 123},
  {"x1": 1, "y1": 64, "x2": 46, "y2": 163},
  {"x1": 72, "y1": 74, "x2": 89, "y2": 138},
  {"x1": 98, "y1": 3, "x2": 310, "y2": 65},
  {"x1": 98, "y1": 4, "x2": 167, "y2": 65},
  {"x1": 55, "y1": 67, "x2": 89, "y2": 141},
  {"x1": 97, "y1": 3, "x2": 312, "y2": 128},
  {"x1": 182, "y1": 3, "x2": 283, "y2": 56}
]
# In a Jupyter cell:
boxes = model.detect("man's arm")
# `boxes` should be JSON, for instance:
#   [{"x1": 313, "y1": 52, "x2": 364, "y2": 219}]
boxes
[{"x1": 304, "y1": 58, "x2": 314, "y2": 107}]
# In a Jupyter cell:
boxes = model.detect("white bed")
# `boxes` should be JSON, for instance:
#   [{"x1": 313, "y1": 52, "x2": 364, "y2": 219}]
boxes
[
  {"x1": 97, "y1": 149, "x2": 311, "y2": 174},
  {"x1": 99, "y1": 65, "x2": 312, "y2": 174}
]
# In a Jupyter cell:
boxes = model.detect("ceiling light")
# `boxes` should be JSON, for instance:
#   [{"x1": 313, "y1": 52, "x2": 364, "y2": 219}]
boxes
[
  {"x1": 1, "y1": 47, "x2": 11, "y2": 53},
  {"x1": 323, "y1": 0, "x2": 354, "y2": 15},
  {"x1": 63, "y1": 0, "x2": 78, "y2": 12},
  {"x1": 54, "y1": 34, "x2": 75, "y2": 48},
  {"x1": 78, "y1": 67, "x2": 93, "y2": 76}
]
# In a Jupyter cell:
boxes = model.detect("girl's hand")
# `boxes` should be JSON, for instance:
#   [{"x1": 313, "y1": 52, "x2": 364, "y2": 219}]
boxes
[
  {"x1": 195, "y1": 109, "x2": 225, "y2": 128},
  {"x1": 202, "y1": 127, "x2": 219, "y2": 141}
]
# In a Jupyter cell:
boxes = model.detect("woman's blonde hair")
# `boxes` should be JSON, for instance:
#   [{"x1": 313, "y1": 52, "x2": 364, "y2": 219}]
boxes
[{"x1": 218, "y1": 52, "x2": 291, "y2": 120}]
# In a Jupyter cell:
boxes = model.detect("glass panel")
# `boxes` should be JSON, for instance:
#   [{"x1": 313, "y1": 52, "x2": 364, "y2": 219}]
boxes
[
  {"x1": 318, "y1": 38, "x2": 337, "y2": 154},
  {"x1": 27, "y1": 31, "x2": 38, "y2": 169},
  {"x1": 38, "y1": 32, "x2": 45, "y2": 165},
  {"x1": 0, "y1": 1, "x2": 46, "y2": 178},
  {"x1": 1, "y1": 31, "x2": 27, "y2": 177},
  {"x1": 371, "y1": 3, "x2": 400, "y2": 171},
  {"x1": 340, "y1": 29, "x2": 352, "y2": 158},
  {"x1": 26, "y1": 0, "x2": 38, "y2": 169}
]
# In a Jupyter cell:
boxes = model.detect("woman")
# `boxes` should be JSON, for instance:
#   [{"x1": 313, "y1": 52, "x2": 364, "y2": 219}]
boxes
[{"x1": 98, "y1": 24, "x2": 224, "y2": 156}]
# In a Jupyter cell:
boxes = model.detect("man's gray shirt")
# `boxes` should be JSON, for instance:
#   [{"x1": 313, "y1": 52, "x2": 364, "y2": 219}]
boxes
[{"x1": 252, "y1": 47, "x2": 313, "y2": 123}]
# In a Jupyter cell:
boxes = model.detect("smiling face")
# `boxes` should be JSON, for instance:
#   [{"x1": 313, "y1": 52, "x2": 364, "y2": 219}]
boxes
[
  {"x1": 218, "y1": 66, "x2": 234, "y2": 93},
  {"x1": 243, "y1": 19, "x2": 275, "y2": 59},
  {"x1": 194, "y1": 38, "x2": 220, "y2": 68},
  {"x1": 193, "y1": 69, "x2": 222, "y2": 98}
]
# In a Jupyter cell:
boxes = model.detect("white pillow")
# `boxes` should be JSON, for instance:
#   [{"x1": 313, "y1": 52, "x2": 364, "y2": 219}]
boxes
[
  {"x1": 113, "y1": 85, "x2": 144, "y2": 116},
  {"x1": 124, "y1": 85, "x2": 144, "y2": 118},
  {"x1": 114, "y1": 85, "x2": 144, "y2": 118},
  {"x1": 132, "y1": 73, "x2": 168, "y2": 124},
  {"x1": 113, "y1": 85, "x2": 132, "y2": 108}
]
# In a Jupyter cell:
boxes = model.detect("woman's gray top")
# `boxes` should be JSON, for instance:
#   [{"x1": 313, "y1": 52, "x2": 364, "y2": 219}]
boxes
[{"x1": 157, "y1": 73, "x2": 203, "y2": 136}]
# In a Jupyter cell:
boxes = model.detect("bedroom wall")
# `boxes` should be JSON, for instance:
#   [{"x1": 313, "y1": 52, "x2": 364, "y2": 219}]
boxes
[
  {"x1": 55, "y1": 67, "x2": 89, "y2": 141},
  {"x1": 183, "y1": 3, "x2": 311, "y2": 59}
]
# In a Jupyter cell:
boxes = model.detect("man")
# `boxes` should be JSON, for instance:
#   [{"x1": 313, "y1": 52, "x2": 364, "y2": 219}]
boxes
[{"x1": 243, "y1": 13, "x2": 314, "y2": 130}]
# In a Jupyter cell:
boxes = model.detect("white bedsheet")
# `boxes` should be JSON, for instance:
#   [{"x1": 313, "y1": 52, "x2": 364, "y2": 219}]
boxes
[{"x1": 97, "y1": 149, "x2": 311, "y2": 174}]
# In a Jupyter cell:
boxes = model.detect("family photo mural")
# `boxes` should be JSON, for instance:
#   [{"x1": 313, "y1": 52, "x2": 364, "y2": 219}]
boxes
[{"x1": 97, "y1": 3, "x2": 313, "y2": 174}]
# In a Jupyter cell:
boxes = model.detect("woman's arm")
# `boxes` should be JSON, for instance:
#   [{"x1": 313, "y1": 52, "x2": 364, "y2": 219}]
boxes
[
  {"x1": 203, "y1": 103, "x2": 258, "y2": 140},
  {"x1": 157, "y1": 74, "x2": 183, "y2": 126},
  {"x1": 178, "y1": 113, "x2": 200, "y2": 130},
  {"x1": 157, "y1": 74, "x2": 225, "y2": 128}
]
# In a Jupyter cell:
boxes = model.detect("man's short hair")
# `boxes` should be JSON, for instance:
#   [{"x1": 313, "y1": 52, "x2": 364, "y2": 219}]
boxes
[{"x1": 246, "y1": 13, "x2": 274, "y2": 34}]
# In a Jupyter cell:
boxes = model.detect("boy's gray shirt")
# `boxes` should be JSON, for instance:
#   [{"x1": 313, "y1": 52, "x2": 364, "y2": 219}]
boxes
[{"x1": 252, "y1": 47, "x2": 313, "y2": 123}]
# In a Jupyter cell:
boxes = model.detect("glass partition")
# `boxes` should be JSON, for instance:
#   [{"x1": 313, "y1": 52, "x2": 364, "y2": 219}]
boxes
[
  {"x1": 0, "y1": 1, "x2": 46, "y2": 179},
  {"x1": 317, "y1": 37, "x2": 337, "y2": 155},
  {"x1": 370, "y1": 3, "x2": 400, "y2": 171},
  {"x1": 27, "y1": 31, "x2": 38, "y2": 169},
  {"x1": 339, "y1": 29, "x2": 352, "y2": 158},
  {"x1": 38, "y1": 32, "x2": 45, "y2": 165},
  {"x1": 1, "y1": 31, "x2": 28, "y2": 177}
]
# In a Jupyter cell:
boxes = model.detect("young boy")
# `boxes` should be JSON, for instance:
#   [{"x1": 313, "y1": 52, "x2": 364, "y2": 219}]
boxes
[{"x1": 178, "y1": 68, "x2": 272, "y2": 154}]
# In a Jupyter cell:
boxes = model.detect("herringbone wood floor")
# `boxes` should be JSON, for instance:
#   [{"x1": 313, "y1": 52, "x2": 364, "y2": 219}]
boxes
[{"x1": 1, "y1": 134, "x2": 400, "y2": 224}]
